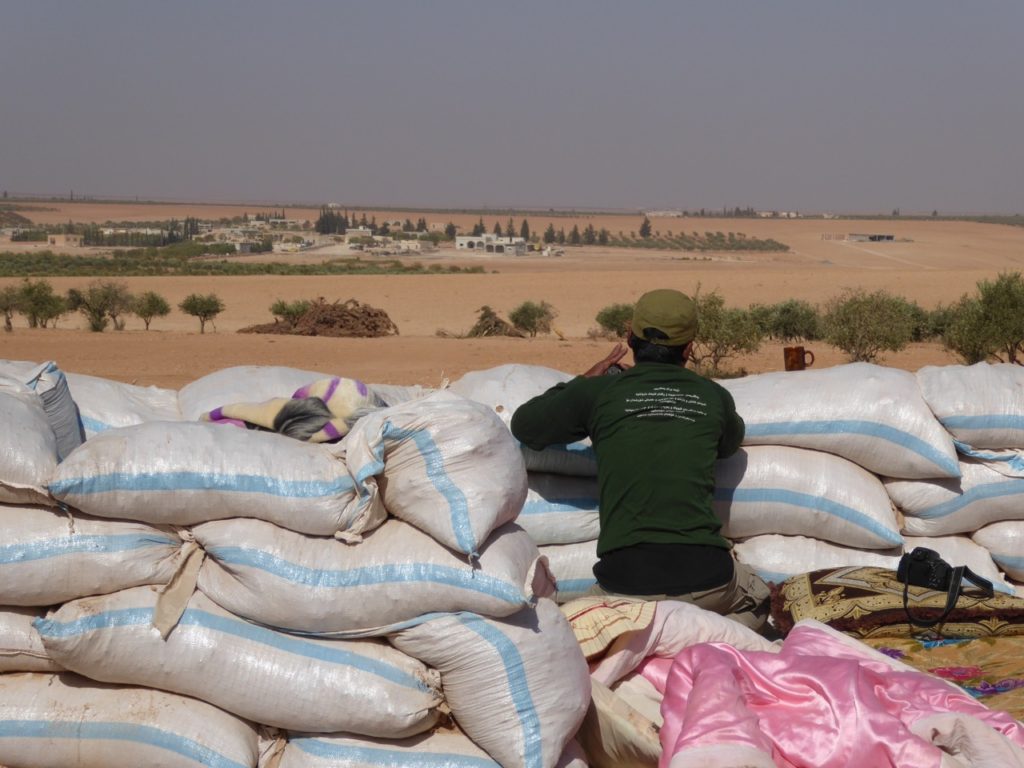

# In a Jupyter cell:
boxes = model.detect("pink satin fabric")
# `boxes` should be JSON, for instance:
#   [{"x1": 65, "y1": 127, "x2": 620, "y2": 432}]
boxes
[{"x1": 647, "y1": 621, "x2": 1024, "y2": 768}]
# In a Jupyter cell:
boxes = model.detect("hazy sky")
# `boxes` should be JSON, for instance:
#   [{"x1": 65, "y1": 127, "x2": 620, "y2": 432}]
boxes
[{"x1": 3, "y1": 1, "x2": 1022, "y2": 213}]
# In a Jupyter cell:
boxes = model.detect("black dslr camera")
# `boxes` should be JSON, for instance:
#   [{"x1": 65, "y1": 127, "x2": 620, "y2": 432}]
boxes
[{"x1": 896, "y1": 547, "x2": 952, "y2": 590}]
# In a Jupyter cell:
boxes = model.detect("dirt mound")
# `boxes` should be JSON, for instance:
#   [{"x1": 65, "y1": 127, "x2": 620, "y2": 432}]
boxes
[{"x1": 239, "y1": 298, "x2": 399, "y2": 337}]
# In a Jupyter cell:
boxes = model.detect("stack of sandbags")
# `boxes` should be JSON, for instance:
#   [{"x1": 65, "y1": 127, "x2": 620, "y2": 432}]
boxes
[
  {"x1": 895, "y1": 363, "x2": 1024, "y2": 593},
  {"x1": 453, "y1": 363, "x2": 947, "y2": 598},
  {"x1": 1, "y1": 365, "x2": 590, "y2": 768}
]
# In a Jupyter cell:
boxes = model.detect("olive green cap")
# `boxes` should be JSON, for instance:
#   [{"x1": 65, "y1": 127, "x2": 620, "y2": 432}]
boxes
[{"x1": 632, "y1": 289, "x2": 698, "y2": 346}]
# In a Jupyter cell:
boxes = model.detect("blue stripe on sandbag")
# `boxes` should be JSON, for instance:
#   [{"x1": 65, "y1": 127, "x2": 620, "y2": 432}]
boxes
[
  {"x1": 382, "y1": 420, "x2": 476, "y2": 556},
  {"x1": 49, "y1": 471, "x2": 353, "y2": 499},
  {"x1": 953, "y1": 441, "x2": 1024, "y2": 474},
  {"x1": 78, "y1": 415, "x2": 114, "y2": 434},
  {"x1": 520, "y1": 498, "x2": 598, "y2": 516},
  {"x1": 909, "y1": 478, "x2": 1024, "y2": 520},
  {"x1": 206, "y1": 547, "x2": 526, "y2": 606},
  {"x1": 456, "y1": 613, "x2": 543, "y2": 768},
  {"x1": 714, "y1": 487, "x2": 903, "y2": 546},
  {"x1": 292, "y1": 736, "x2": 498, "y2": 766},
  {"x1": 555, "y1": 578, "x2": 597, "y2": 595},
  {"x1": 0, "y1": 534, "x2": 178, "y2": 565},
  {"x1": 753, "y1": 570, "x2": 792, "y2": 585},
  {"x1": 34, "y1": 607, "x2": 433, "y2": 693},
  {"x1": 944, "y1": 414, "x2": 1024, "y2": 432},
  {"x1": 0, "y1": 720, "x2": 250, "y2": 768},
  {"x1": 743, "y1": 420, "x2": 959, "y2": 476}
]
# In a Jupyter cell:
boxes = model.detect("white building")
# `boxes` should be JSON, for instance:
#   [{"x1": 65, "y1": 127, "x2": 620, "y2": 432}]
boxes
[{"x1": 455, "y1": 234, "x2": 527, "y2": 255}]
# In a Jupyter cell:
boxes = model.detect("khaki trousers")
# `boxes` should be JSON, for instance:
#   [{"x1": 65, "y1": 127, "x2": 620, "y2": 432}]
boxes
[{"x1": 586, "y1": 558, "x2": 771, "y2": 631}]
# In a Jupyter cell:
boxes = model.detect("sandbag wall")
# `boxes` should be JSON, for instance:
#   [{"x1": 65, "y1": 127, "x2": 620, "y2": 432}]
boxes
[
  {"x1": 0, "y1": 361, "x2": 590, "y2": 768},
  {"x1": 449, "y1": 362, "x2": 1024, "y2": 600}
]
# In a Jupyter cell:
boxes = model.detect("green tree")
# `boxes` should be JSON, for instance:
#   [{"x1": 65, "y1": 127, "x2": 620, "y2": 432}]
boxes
[
  {"x1": 752, "y1": 299, "x2": 821, "y2": 342},
  {"x1": 639, "y1": 216, "x2": 652, "y2": 239},
  {"x1": 975, "y1": 272, "x2": 1024, "y2": 363},
  {"x1": 444, "y1": 221, "x2": 458, "y2": 239},
  {"x1": 179, "y1": 293, "x2": 225, "y2": 334},
  {"x1": 17, "y1": 279, "x2": 67, "y2": 329},
  {"x1": 133, "y1": 291, "x2": 171, "y2": 330},
  {"x1": 598, "y1": 228, "x2": 610, "y2": 246},
  {"x1": 941, "y1": 294, "x2": 994, "y2": 364},
  {"x1": 689, "y1": 289, "x2": 764, "y2": 374},
  {"x1": 821, "y1": 288, "x2": 916, "y2": 363},
  {"x1": 543, "y1": 224, "x2": 557, "y2": 244},
  {"x1": 0, "y1": 285, "x2": 19, "y2": 332},
  {"x1": 556, "y1": 228, "x2": 566, "y2": 245},
  {"x1": 505, "y1": 218, "x2": 516, "y2": 238},
  {"x1": 520, "y1": 219, "x2": 530, "y2": 240},
  {"x1": 493, "y1": 221, "x2": 503, "y2": 236},
  {"x1": 568, "y1": 225, "x2": 581, "y2": 245},
  {"x1": 582, "y1": 224, "x2": 597, "y2": 245},
  {"x1": 270, "y1": 298, "x2": 312, "y2": 324},
  {"x1": 472, "y1": 217, "x2": 486, "y2": 236},
  {"x1": 595, "y1": 303, "x2": 633, "y2": 338},
  {"x1": 67, "y1": 280, "x2": 136, "y2": 332},
  {"x1": 509, "y1": 300, "x2": 556, "y2": 337}
]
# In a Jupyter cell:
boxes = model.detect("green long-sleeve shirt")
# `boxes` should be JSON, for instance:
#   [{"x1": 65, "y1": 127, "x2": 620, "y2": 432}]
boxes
[{"x1": 510, "y1": 362, "x2": 744, "y2": 557}]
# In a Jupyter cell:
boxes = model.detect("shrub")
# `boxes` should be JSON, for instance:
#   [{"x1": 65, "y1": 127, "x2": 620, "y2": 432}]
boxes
[
  {"x1": 821, "y1": 289, "x2": 916, "y2": 362},
  {"x1": 270, "y1": 299, "x2": 312, "y2": 325},
  {"x1": 595, "y1": 303, "x2": 633, "y2": 338},
  {"x1": 762, "y1": 299, "x2": 821, "y2": 342},
  {"x1": 689, "y1": 289, "x2": 764, "y2": 375},
  {"x1": 179, "y1": 293, "x2": 225, "y2": 334},
  {"x1": 509, "y1": 300, "x2": 556, "y2": 337},
  {"x1": 133, "y1": 291, "x2": 171, "y2": 330}
]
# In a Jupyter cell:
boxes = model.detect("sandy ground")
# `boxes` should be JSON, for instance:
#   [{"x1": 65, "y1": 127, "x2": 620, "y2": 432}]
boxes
[{"x1": 2, "y1": 202, "x2": 1022, "y2": 389}]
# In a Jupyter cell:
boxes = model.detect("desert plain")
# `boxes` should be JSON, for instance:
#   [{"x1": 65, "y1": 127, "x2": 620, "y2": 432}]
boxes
[{"x1": 3, "y1": 200, "x2": 1024, "y2": 390}]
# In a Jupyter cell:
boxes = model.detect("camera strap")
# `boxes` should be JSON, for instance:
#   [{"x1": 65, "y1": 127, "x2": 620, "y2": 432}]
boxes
[{"x1": 902, "y1": 565, "x2": 994, "y2": 629}]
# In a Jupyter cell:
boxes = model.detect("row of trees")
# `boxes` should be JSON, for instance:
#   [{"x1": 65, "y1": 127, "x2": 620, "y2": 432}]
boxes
[
  {"x1": 0, "y1": 279, "x2": 224, "y2": 334},
  {"x1": 494, "y1": 271, "x2": 1024, "y2": 376}
]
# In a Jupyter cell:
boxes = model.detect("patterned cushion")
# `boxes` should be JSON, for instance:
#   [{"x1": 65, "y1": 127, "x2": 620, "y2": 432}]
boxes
[{"x1": 771, "y1": 566, "x2": 1024, "y2": 639}]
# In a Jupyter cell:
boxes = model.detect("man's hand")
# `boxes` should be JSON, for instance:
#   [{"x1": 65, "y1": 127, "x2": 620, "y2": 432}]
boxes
[{"x1": 582, "y1": 343, "x2": 629, "y2": 377}]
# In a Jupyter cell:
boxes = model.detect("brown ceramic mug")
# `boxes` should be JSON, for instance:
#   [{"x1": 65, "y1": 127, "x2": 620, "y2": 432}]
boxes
[{"x1": 784, "y1": 346, "x2": 815, "y2": 371}]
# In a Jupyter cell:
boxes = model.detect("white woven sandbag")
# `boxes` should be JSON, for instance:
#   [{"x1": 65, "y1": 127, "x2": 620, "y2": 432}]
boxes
[
  {"x1": 36, "y1": 586, "x2": 442, "y2": 736},
  {"x1": 539, "y1": 540, "x2": 599, "y2": 603},
  {"x1": 196, "y1": 519, "x2": 552, "y2": 635},
  {"x1": 275, "y1": 730, "x2": 588, "y2": 768},
  {"x1": 734, "y1": 534, "x2": 901, "y2": 585},
  {"x1": 903, "y1": 535, "x2": 1013, "y2": 594},
  {"x1": 0, "y1": 504, "x2": 182, "y2": 606},
  {"x1": 65, "y1": 371, "x2": 181, "y2": 436},
  {"x1": 884, "y1": 458, "x2": 1024, "y2": 536},
  {"x1": 178, "y1": 364, "x2": 330, "y2": 420},
  {"x1": 448, "y1": 364, "x2": 598, "y2": 477},
  {"x1": 720, "y1": 363, "x2": 959, "y2": 479},
  {"x1": 368, "y1": 382, "x2": 435, "y2": 407},
  {"x1": 917, "y1": 363, "x2": 1024, "y2": 451},
  {"x1": 0, "y1": 386, "x2": 57, "y2": 506},
  {"x1": 716, "y1": 446, "x2": 903, "y2": 549},
  {"x1": 342, "y1": 390, "x2": 526, "y2": 556},
  {"x1": 0, "y1": 672, "x2": 260, "y2": 768},
  {"x1": 517, "y1": 473, "x2": 601, "y2": 546},
  {"x1": 974, "y1": 522, "x2": 1024, "y2": 582},
  {"x1": 390, "y1": 598, "x2": 591, "y2": 768},
  {"x1": 49, "y1": 421, "x2": 382, "y2": 538},
  {"x1": 0, "y1": 608, "x2": 62, "y2": 673}
]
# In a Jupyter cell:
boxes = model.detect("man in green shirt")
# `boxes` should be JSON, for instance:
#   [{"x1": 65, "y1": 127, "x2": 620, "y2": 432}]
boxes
[{"x1": 511, "y1": 289, "x2": 769, "y2": 629}]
